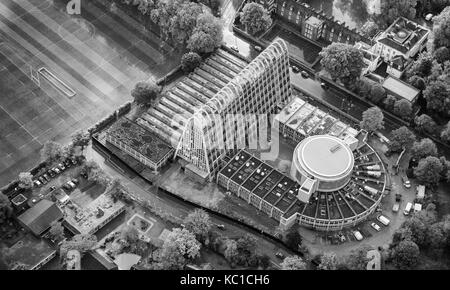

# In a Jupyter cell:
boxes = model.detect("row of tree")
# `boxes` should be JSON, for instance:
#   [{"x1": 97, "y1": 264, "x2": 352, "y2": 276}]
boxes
[{"x1": 121, "y1": 0, "x2": 223, "y2": 54}]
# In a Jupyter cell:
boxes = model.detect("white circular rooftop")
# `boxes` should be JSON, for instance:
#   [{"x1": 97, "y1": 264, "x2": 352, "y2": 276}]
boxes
[{"x1": 296, "y1": 135, "x2": 354, "y2": 180}]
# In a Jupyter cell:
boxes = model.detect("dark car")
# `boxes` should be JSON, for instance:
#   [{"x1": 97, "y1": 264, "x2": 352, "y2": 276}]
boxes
[
  {"x1": 71, "y1": 178, "x2": 79, "y2": 185},
  {"x1": 64, "y1": 159, "x2": 72, "y2": 168},
  {"x1": 80, "y1": 172, "x2": 88, "y2": 179},
  {"x1": 292, "y1": 65, "x2": 300, "y2": 73},
  {"x1": 320, "y1": 82, "x2": 328, "y2": 89},
  {"x1": 38, "y1": 176, "x2": 47, "y2": 184},
  {"x1": 71, "y1": 157, "x2": 78, "y2": 165},
  {"x1": 58, "y1": 163, "x2": 66, "y2": 171},
  {"x1": 301, "y1": 71, "x2": 309, "y2": 78},
  {"x1": 62, "y1": 183, "x2": 72, "y2": 190},
  {"x1": 43, "y1": 174, "x2": 50, "y2": 181}
]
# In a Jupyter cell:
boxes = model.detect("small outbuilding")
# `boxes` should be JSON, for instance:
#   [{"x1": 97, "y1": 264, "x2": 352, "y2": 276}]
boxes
[{"x1": 17, "y1": 200, "x2": 63, "y2": 236}]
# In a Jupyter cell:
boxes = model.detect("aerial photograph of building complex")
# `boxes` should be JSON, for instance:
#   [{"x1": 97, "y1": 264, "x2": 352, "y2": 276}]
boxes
[{"x1": 1, "y1": 0, "x2": 450, "y2": 278}]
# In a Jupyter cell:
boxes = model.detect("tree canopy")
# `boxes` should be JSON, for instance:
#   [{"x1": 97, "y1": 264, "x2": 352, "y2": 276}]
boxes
[
  {"x1": 0, "y1": 192, "x2": 12, "y2": 224},
  {"x1": 390, "y1": 240, "x2": 420, "y2": 270},
  {"x1": 414, "y1": 114, "x2": 437, "y2": 134},
  {"x1": 240, "y1": 3, "x2": 273, "y2": 36},
  {"x1": 131, "y1": 80, "x2": 161, "y2": 106},
  {"x1": 40, "y1": 141, "x2": 64, "y2": 163},
  {"x1": 280, "y1": 256, "x2": 307, "y2": 270},
  {"x1": 181, "y1": 52, "x2": 202, "y2": 73},
  {"x1": 317, "y1": 252, "x2": 339, "y2": 270},
  {"x1": 159, "y1": 228, "x2": 201, "y2": 269},
  {"x1": 393, "y1": 99, "x2": 413, "y2": 118},
  {"x1": 423, "y1": 80, "x2": 450, "y2": 115},
  {"x1": 48, "y1": 221, "x2": 65, "y2": 242},
  {"x1": 18, "y1": 172, "x2": 34, "y2": 189},
  {"x1": 187, "y1": 12, "x2": 223, "y2": 54},
  {"x1": 441, "y1": 121, "x2": 450, "y2": 142},
  {"x1": 433, "y1": 6, "x2": 450, "y2": 49},
  {"x1": 360, "y1": 107, "x2": 384, "y2": 132},
  {"x1": 375, "y1": 0, "x2": 418, "y2": 28},
  {"x1": 71, "y1": 130, "x2": 90, "y2": 151},
  {"x1": 389, "y1": 126, "x2": 416, "y2": 152},
  {"x1": 411, "y1": 138, "x2": 438, "y2": 160},
  {"x1": 183, "y1": 209, "x2": 212, "y2": 243},
  {"x1": 319, "y1": 43, "x2": 364, "y2": 86},
  {"x1": 414, "y1": 156, "x2": 444, "y2": 186}
]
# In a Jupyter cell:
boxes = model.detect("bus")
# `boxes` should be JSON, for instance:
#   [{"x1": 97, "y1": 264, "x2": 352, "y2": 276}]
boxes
[{"x1": 404, "y1": 202, "x2": 413, "y2": 216}]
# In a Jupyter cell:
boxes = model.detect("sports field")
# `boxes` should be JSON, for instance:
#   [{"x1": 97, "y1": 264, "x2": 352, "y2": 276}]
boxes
[{"x1": 0, "y1": 0, "x2": 181, "y2": 186}]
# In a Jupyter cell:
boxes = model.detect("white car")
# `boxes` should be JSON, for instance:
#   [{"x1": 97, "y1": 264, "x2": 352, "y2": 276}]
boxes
[
  {"x1": 392, "y1": 203, "x2": 400, "y2": 212},
  {"x1": 371, "y1": 222, "x2": 381, "y2": 231},
  {"x1": 377, "y1": 215, "x2": 391, "y2": 226},
  {"x1": 353, "y1": 230, "x2": 363, "y2": 241}
]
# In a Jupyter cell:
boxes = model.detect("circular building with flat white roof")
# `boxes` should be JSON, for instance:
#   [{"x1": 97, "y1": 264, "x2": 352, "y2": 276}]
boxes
[{"x1": 291, "y1": 135, "x2": 354, "y2": 192}]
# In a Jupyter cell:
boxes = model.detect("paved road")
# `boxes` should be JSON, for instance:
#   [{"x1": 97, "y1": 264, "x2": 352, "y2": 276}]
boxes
[{"x1": 0, "y1": 0, "x2": 181, "y2": 186}]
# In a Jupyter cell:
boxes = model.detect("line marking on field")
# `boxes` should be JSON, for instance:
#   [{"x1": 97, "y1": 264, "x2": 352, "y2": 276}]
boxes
[{"x1": 0, "y1": 103, "x2": 42, "y2": 145}]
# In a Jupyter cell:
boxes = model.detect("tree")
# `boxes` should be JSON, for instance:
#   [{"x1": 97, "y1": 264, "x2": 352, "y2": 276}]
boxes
[
  {"x1": 121, "y1": 226, "x2": 140, "y2": 245},
  {"x1": 441, "y1": 121, "x2": 450, "y2": 142},
  {"x1": 360, "y1": 107, "x2": 384, "y2": 133},
  {"x1": 408, "y1": 75, "x2": 427, "y2": 90},
  {"x1": 234, "y1": 234, "x2": 258, "y2": 266},
  {"x1": 393, "y1": 99, "x2": 413, "y2": 118},
  {"x1": 159, "y1": 228, "x2": 201, "y2": 269},
  {"x1": 224, "y1": 239, "x2": 239, "y2": 266},
  {"x1": 18, "y1": 172, "x2": 34, "y2": 189},
  {"x1": 60, "y1": 234, "x2": 97, "y2": 258},
  {"x1": 170, "y1": 2, "x2": 203, "y2": 46},
  {"x1": 343, "y1": 246, "x2": 372, "y2": 270},
  {"x1": 360, "y1": 21, "x2": 379, "y2": 38},
  {"x1": 240, "y1": 3, "x2": 272, "y2": 36},
  {"x1": 414, "y1": 114, "x2": 437, "y2": 134},
  {"x1": 319, "y1": 43, "x2": 364, "y2": 86},
  {"x1": 424, "y1": 80, "x2": 450, "y2": 115},
  {"x1": 406, "y1": 52, "x2": 433, "y2": 78},
  {"x1": 389, "y1": 126, "x2": 416, "y2": 152},
  {"x1": 434, "y1": 46, "x2": 450, "y2": 63},
  {"x1": 258, "y1": 254, "x2": 271, "y2": 269},
  {"x1": 183, "y1": 209, "x2": 212, "y2": 243},
  {"x1": 317, "y1": 252, "x2": 339, "y2": 270},
  {"x1": 131, "y1": 80, "x2": 161, "y2": 106},
  {"x1": 390, "y1": 240, "x2": 420, "y2": 270},
  {"x1": 187, "y1": 12, "x2": 223, "y2": 54},
  {"x1": 368, "y1": 83, "x2": 386, "y2": 103},
  {"x1": 181, "y1": 52, "x2": 202, "y2": 73},
  {"x1": 40, "y1": 141, "x2": 63, "y2": 163},
  {"x1": 411, "y1": 138, "x2": 438, "y2": 160},
  {"x1": 375, "y1": 0, "x2": 417, "y2": 28},
  {"x1": 81, "y1": 161, "x2": 111, "y2": 186},
  {"x1": 198, "y1": 0, "x2": 221, "y2": 15},
  {"x1": 71, "y1": 130, "x2": 90, "y2": 151},
  {"x1": 48, "y1": 221, "x2": 65, "y2": 242},
  {"x1": 414, "y1": 156, "x2": 444, "y2": 186},
  {"x1": 433, "y1": 6, "x2": 450, "y2": 49},
  {"x1": 280, "y1": 256, "x2": 306, "y2": 270},
  {"x1": 0, "y1": 192, "x2": 12, "y2": 224},
  {"x1": 284, "y1": 229, "x2": 302, "y2": 251},
  {"x1": 383, "y1": 95, "x2": 397, "y2": 110}
]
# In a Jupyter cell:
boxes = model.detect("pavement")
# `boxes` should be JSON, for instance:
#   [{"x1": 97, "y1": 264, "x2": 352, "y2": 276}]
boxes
[{"x1": 0, "y1": 0, "x2": 181, "y2": 187}]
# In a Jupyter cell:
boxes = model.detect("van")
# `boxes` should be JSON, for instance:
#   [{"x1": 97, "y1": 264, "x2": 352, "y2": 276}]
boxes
[
  {"x1": 353, "y1": 231, "x2": 363, "y2": 241},
  {"x1": 404, "y1": 202, "x2": 413, "y2": 215},
  {"x1": 377, "y1": 215, "x2": 390, "y2": 226}
]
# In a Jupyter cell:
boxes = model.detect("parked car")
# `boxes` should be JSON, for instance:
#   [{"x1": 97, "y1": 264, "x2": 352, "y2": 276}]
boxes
[
  {"x1": 58, "y1": 163, "x2": 66, "y2": 171},
  {"x1": 48, "y1": 169, "x2": 56, "y2": 178},
  {"x1": 370, "y1": 222, "x2": 381, "y2": 231},
  {"x1": 64, "y1": 159, "x2": 72, "y2": 168},
  {"x1": 320, "y1": 82, "x2": 328, "y2": 89},
  {"x1": 254, "y1": 45, "x2": 262, "y2": 52},
  {"x1": 216, "y1": 224, "x2": 225, "y2": 230},
  {"x1": 33, "y1": 180, "x2": 42, "y2": 187},
  {"x1": 63, "y1": 183, "x2": 71, "y2": 190},
  {"x1": 53, "y1": 168, "x2": 61, "y2": 175},
  {"x1": 275, "y1": 252, "x2": 285, "y2": 259},
  {"x1": 292, "y1": 65, "x2": 300, "y2": 73},
  {"x1": 71, "y1": 178, "x2": 79, "y2": 185},
  {"x1": 404, "y1": 202, "x2": 413, "y2": 216},
  {"x1": 229, "y1": 45, "x2": 238, "y2": 52},
  {"x1": 300, "y1": 70, "x2": 309, "y2": 78},
  {"x1": 377, "y1": 215, "x2": 390, "y2": 226},
  {"x1": 67, "y1": 181, "x2": 76, "y2": 189},
  {"x1": 43, "y1": 174, "x2": 50, "y2": 181},
  {"x1": 80, "y1": 172, "x2": 88, "y2": 179},
  {"x1": 353, "y1": 230, "x2": 363, "y2": 241},
  {"x1": 402, "y1": 176, "x2": 411, "y2": 188},
  {"x1": 38, "y1": 177, "x2": 47, "y2": 184},
  {"x1": 392, "y1": 203, "x2": 400, "y2": 212}
]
